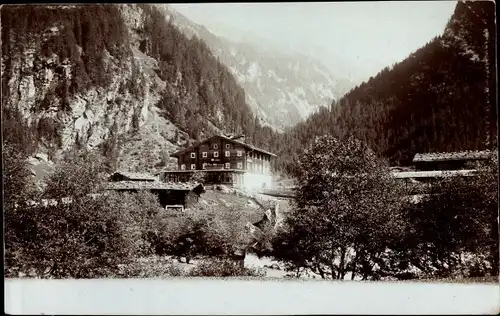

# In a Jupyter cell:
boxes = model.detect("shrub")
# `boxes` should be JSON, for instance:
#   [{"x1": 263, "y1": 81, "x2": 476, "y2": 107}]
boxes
[
  {"x1": 190, "y1": 171, "x2": 207, "y2": 184},
  {"x1": 187, "y1": 258, "x2": 266, "y2": 277},
  {"x1": 118, "y1": 256, "x2": 185, "y2": 278},
  {"x1": 150, "y1": 209, "x2": 254, "y2": 262},
  {"x1": 5, "y1": 193, "x2": 142, "y2": 278}
]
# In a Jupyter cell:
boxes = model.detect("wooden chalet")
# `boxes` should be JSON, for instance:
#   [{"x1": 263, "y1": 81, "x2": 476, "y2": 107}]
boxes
[{"x1": 160, "y1": 134, "x2": 276, "y2": 189}]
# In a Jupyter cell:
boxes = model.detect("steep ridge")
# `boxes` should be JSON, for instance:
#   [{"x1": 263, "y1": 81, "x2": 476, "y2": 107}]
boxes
[
  {"x1": 272, "y1": 0, "x2": 496, "y2": 173},
  {"x1": 161, "y1": 5, "x2": 354, "y2": 130},
  {"x1": 1, "y1": 4, "x2": 276, "y2": 174}
]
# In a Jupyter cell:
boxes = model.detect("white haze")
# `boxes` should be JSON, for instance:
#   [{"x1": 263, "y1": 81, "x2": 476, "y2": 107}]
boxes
[{"x1": 170, "y1": 1, "x2": 457, "y2": 85}]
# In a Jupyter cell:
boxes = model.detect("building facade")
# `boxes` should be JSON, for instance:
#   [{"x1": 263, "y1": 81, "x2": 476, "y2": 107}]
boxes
[{"x1": 161, "y1": 134, "x2": 276, "y2": 190}]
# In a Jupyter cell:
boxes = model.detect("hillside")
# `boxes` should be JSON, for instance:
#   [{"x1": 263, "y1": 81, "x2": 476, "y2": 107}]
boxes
[
  {"x1": 272, "y1": 0, "x2": 497, "y2": 173},
  {"x1": 161, "y1": 5, "x2": 354, "y2": 130},
  {"x1": 1, "y1": 4, "x2": 277, "y2": 175}
]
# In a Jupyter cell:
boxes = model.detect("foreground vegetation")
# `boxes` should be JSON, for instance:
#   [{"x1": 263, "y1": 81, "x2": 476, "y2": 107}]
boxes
[
  {"x1": 268, "y1": 136, "x2": 498, "y2": 280},
  {"x1": 3, "y1": 142, "x2": 266, "y2": 278},
  {"x1": 4, "y1": 133, "x2": 498, "y2": 280}
]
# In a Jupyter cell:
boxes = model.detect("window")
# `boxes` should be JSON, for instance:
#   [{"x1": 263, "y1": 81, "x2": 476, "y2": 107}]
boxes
[
  {"x1": 213, "y1": 144, "x2": 218, "y2": 149},
  {"x1": 237, "y1": 162, "x2": 242, "y2": 169},
  {"x1": 226, "y1": 144, "x2": 230, "y2": 149},
  {"x1": 181, "y1": 164, "x2": 186, "y2": 170},
  {"x1": 225, "y1": 151, "x2": 230, "y2": 157},
  {"x1": 191, "y1": 164, "x2": 196, "y2": 170},
  {"x1": 237, "y1": 150, "x2": 242, "y2": 157},
  {"x1": 202, "y1": 163, "x2": 207, "y2": 169},
  {"x1": 191, "y1": 152, "x2": 196, "y2": 158},
  {"x1": 214, "y1": 151, "x2": 219, "y2": 158},
  {"x1": 202, "y1": 152, "x2": 207, "y2": 158},
  {"x1": 225, "y1": 162, "x2": 230, "y2": 169}
]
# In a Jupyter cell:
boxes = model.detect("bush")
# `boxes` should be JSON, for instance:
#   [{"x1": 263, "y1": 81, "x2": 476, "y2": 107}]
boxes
[
  {"x1": 187, "y1": 258, "x2": 266, "y2": 277},
  {"x1": 118, "y1": 256, "x2": 185, "y2": 278},
  {"x1": 5, "y1": 193, "x2": 143, "y2": 278},
  {"x1": 150, "y1": 208, "x2": 254, "y2": 262},
  {"x1": 190, "y1": 171, "x2": 207, "y2": 184}
]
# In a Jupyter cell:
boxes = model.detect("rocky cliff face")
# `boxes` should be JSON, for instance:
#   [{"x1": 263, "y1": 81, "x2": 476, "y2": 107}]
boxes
[{"x1": 1, "y1": 5, "x2": 192, "y2": 172}]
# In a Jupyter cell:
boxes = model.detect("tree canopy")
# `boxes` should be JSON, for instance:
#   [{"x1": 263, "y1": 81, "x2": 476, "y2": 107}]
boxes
[{"x1": 272, "y1": 135, "x2": 408, "y2": 280}]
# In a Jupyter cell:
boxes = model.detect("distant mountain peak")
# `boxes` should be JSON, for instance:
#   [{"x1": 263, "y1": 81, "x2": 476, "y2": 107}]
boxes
[{"x1": 164, "y1": 5, "x2": 354, "y2": 129}]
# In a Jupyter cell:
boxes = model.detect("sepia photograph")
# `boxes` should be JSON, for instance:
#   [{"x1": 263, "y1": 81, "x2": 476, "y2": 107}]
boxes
[{"x1": 2, "y1": 1, "x2": 498, "y2": 314}]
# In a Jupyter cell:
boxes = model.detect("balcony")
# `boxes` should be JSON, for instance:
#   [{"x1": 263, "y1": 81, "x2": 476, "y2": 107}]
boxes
[{"x1": 204, "y1": 163, "x2": 226, "y2": 170}]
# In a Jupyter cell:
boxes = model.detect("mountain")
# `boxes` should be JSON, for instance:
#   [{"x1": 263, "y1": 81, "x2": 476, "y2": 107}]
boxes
[
  {"x1": 272, "y1": 0, "x2": 497, "y2": 174},
  {"x1": 161, "y1": 5, "x2": 354, "y2": 130},
  {"x1": 1, "y1": 4, "x2": 277, "y2": 176}
]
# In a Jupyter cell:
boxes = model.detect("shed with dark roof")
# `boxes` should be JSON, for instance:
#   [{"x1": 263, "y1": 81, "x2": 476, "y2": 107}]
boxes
[
  {"x1": 106, "y1": 181, "x2": 205, "y2": 209},
  {"x1": 109, "y1": 171, "x2": 158, "y2": 182},
  {"x1": 412, "y1": 150, "x2": 492, "y2": 171}
]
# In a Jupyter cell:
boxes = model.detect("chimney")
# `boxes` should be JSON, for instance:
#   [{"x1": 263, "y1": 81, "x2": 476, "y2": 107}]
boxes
[{"x1": 231, "y1": 134, "x2": 246, "y2": 143}]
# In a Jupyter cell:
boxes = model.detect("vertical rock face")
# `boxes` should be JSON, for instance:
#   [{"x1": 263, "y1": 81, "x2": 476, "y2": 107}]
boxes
[
  {"x1": 3, "y1": 4, "x2": 280, "y2": 175},
  {"x1": 1, "y1": 5, "x2": 185, "y2": 171}
]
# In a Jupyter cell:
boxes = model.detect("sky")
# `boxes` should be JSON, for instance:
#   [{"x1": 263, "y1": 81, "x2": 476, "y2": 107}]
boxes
[{"x1": 170, "y1": 1, "x2": 457, "y2": 84}]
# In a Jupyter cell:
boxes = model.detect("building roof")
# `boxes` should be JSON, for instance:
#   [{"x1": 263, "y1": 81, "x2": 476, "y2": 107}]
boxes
[
  {"x1": 170, "y1": 135, "x2": 276, "y2": 158},
  {"x1": 413, "y1": 150, "x2": 492, "y2": 163},
  {"x1": 111, "y1": 171, "x2": 157, "y2": 181},
  {"x1": 106, "y1": 181, "x2": 203, "y2": 191},
  {"x1": 392, "y1": 169, "x2": 478, "y2": 179},
  {"x1": 161, "y1": 169, "x2": 246, "y2": 174}
]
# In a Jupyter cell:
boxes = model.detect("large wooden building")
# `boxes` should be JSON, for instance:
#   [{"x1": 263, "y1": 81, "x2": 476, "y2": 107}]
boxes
[{"x1": 160, "y1": 134, "x2": 276, "y2": 189}]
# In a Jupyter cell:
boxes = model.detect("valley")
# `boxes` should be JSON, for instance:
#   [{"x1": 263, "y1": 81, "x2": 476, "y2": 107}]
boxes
[{"x1": 2, "y1": 1, "x2": 498, "y2": 288}]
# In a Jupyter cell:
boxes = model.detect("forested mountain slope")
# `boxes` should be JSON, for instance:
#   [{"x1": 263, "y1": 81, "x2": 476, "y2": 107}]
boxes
[
  {"x1": 1, "y1": 4, "x2": 277, "y2": 174},
  {"x1": 272, "y1": 0, "x2": 497, "y2": 173}
]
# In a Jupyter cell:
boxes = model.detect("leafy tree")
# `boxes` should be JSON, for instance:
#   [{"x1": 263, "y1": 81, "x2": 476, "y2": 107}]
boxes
[
  {"x1": 4, "y1": 152, "x2": 146, "y2": 278},
  {"x1": 43, "y1": 150, "x2": 107, "y2": 200},
  {"x1": 272, "y1": 135, "x2": 408, "y2": 280}
]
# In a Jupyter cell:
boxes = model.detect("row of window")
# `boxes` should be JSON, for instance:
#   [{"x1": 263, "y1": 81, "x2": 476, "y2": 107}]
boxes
[
  {"x1": 190, "y1": 151, "x2": 243, "y2": 158},
  {"x1": 181, "y1": 162, "x2": 243, "y2": 170},
  {"x1": 211, "y1": 143, "x2": 230, "y2": 150}
]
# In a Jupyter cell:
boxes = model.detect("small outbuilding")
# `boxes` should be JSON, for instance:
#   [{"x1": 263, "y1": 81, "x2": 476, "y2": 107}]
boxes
[
  {"x1": 106, "y1": 181, "x2": 205, "y2": 210},
  {"x1": 109, "y1": 171, "x2": 158, "y2": 182}
]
